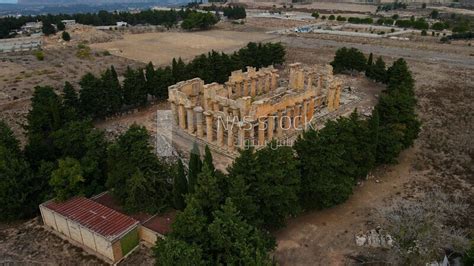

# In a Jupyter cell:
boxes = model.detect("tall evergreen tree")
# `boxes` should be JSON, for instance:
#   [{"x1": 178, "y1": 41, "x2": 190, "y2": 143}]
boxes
[
  {"x1": 173, "y1": 159, "x2": 188, "y2": 210},
  {"x1": 62, "y1": 81, "x2": 79, "y2": 113},
  {"x1": 365, "y1": 53, "x2": 375, "y2": 79},
  {"x1": 192, "y1": 163, "x2": 225, "y2": 218},
  {"x1": 226, "y1": 147, "x2": 260, "y2": 224},
  {"x1": 187, "y1": 143, "x2": 202, "y2": 193},
  {"x1": 254, "y1": 143, "x2": 301, "y2": 228},
  {"x1": 153, "y1": 238, "x2": 204, "y2": 266},
  {"x1": 295, "y1": 125, "x2": 354, "y2": 210},
  {"x1": 145, "y1": 62, "x2": 159, "y2": 98},
  {"x1": 172, "y1": 58, "x2": 187, "y2": 82},
  {"x1": 52, "y1": 120, "x2": 108, "y2": 196},
  {"x1": 373, "y1": 56, "x2": 387, "y2": 83},
  {"x1": 207, "y1": 198, "x2": 273, "y2": 265},
  {"x1": 25, "y1": 86, "x2": 65, "y2": 165},
  {"x1": 79, "y1": 73, "x2": 105, "y2": 118},
  {"x1": 203, "y1": 145, "x2": 215, "y2": 173},
  {"x1": 107, "y1": 125, "x2": 172, "y2": 213},
  {"x1": 101, "y1": 66, "x2": 123, "y2": 115},
  {"x1": 0, "y1": 121, "x2": 39, "y2": 221},
  {"x1": 123, "y1": 67, "x2": 148, "y2": 107}
]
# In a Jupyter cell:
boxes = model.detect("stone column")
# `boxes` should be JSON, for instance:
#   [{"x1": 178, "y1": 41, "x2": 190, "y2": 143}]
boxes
[
  {"x1": 250, "y1": 77, "x2": 257, "y2": 97},
  {"x1": 169, "y1": 101, "x2": 178, "y2": 123},
  {"x1": 258, "y1": 118, "x2": 266, "y2": 146},
  {"x1": 327, "y1": 86, "x2": 336, "y2": 111},
  {"x1": 258, "y1": 74, "x2": 265, "y2": 94},
  {"x1": 306, "y1": 75, "x2": 312, "y2": 90},
  {"x1": 286, "y1": 107, "x2": 294, "y2": 133},
  {"x1": 334, "y1": 84, "x2": 342, "y2": 109},
  {"x1": 264, "y1": 74, "x2": 271, "y2": 93},
  {"x1": 238, "y1": 122, "x2": 246, "y2": 149},
  {"x1": 242, "y1": 80, "x2": 249, "y2": 97},
  {"x1": 227, "y1": 124, "x2": 235, "y2": 152},
  {"x1": 178, "y1": 104, "x2": 186, "y2": 129},
  {"x1": 194, "y1": 106, "x2": 204, "y2": 138},
  {"x1": 302, "y1": 99, "x2": 309, "y2": 127},
  {"x1": 248, "y1": 120, "x2": 255, "y2": 141},
  {"x1": 186, "y1": 106, "x2": 194, "y2": 134},
  {"x1": 267, "y1": 114, "x2": 275, "y2": 140},
  {"x1": 271, "y1": 69, "x2": 278, "y2": 90},
  {"x1": 217, "y1": 114, "x2": 225, "y2": 147},
  {"x1": 276, "y1": 109, "x2": 284, "y2": 138},
  {"x1": 226, "y1": 82, "x2": 233, "y2": 98},
  {"x1": 213, "y1": 101, "x2": 220, "y2": 112},
  {"x1": 205, "y1": 111, "x2": 213, "y2": 143},
  {"x1": 308, "y1": 97, "x2": 316, "y2": 119},
  {"x1": 236, "y1": 82, "x2": 242, "y2": 97},
  {"x1": 294, "y1": 103, "x2": 302, "y2": 130}
]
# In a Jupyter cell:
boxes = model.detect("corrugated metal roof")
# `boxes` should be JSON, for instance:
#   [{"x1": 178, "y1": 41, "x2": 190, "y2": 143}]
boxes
[
  {"x1": 43, "y1": 197, "x2": 139, "y2": 242},
  {"x1": 142, "y1": 211, "x2": 176, "y2": 236}
]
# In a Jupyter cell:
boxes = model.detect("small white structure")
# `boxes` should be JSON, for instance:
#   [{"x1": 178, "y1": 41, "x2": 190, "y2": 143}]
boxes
[
  {"x1": 116, "y1": 21, "x2": 128, "y2": 27},
  {"x1": 61, "y1": 20, "x2": 76, "y2": 27}
]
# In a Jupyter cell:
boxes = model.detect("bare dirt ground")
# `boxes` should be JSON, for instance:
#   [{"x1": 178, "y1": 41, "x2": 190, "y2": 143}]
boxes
[
  {"x1": 90, "y1": 30, "x2": 275, "y2": 66},
  {"x1": 0, "y1": 14, "x2": 473, "y2": 265}
]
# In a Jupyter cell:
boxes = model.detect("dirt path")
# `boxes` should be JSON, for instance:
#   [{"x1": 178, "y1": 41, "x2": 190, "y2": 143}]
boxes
[{"x1": 274, "y1": 147, "x2": 423, "y2": 265}]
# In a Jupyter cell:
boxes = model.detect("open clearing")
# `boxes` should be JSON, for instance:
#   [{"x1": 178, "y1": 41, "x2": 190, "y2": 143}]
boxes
[{"x1": 91, "y1": 30, "x2": 275, "y2": 65}]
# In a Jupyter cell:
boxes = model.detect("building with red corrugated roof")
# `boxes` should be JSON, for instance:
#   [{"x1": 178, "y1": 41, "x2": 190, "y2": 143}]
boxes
[{"x1": 39, "y1": 197, "x2": 140, "y2": 264}]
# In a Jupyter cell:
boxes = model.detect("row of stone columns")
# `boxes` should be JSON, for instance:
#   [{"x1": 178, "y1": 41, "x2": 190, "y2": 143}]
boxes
[
  {"x1": 171, "y1": 96, "x2": 318, "y2": 152},
  {"x1": 226, "y1": 70, "x2": 278, "y2": 98}
]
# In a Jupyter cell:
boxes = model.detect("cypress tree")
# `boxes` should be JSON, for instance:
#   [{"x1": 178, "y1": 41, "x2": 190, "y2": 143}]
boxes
[
  {"x1": 373, "y1": 56, "x2": 387, "y2": 83},
  {"x1": 63, "y1": 81, "x2": 79, "y2": 111},
  {"x1": 365, "y1": 53, "x2": 375, "y2": 79},
  {"x1": 203, "y1": 145, "x2": 214, "y2": 173},
  {"x1": 145, "y1": 62, "x2": 158, "y2": 97},
  {"x1": 25, "y1": 86, "x2": 65, "y2": 165},
  {"x1": 173, "y1": 159, "x2": 188, "y2": 210},
  {"x1": 101, "y1": 66, "x2": 123, "y2": 115},
  {"x1": 62, "y1": 81, "x2": 80, "y2": 120},
  {"x1": 188, "y1": 143, "x2": 202, "y2": 193},
  {"x1": 79, "y1": 73, "x2": 104, "y2": 118}
]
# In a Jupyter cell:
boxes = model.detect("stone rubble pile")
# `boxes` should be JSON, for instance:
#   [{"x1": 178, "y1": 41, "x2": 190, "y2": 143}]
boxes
[{"x1": 355, "y1": 226, "x2": 394, "y2": 248}]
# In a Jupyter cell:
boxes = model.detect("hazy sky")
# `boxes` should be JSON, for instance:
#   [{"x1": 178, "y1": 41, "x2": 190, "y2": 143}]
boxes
[{"x1": 0, "y1": 0, "x2": 17, "y2": 3}]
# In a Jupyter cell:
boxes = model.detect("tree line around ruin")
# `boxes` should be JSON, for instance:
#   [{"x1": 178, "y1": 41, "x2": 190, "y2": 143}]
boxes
[
  {"x1": 63, "y1": 42, "x2": 285, "y2": 120},
  {"x1": 1, "y1": 45, "x2": 446, "y2": 264}
]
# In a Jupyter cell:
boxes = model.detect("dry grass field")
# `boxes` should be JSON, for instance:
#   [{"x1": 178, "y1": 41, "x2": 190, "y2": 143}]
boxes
[{"x1": 90, "y1": 30, "x2": 275, "y2": 65}]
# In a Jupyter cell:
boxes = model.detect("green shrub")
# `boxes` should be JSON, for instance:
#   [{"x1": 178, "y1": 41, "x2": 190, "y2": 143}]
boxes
[
  {"x1": 61, "y1": 31, "x2": 71, "y2": 42},
  {"x1": 35, "y1": 50, "x2": 44, "y2": 61}
]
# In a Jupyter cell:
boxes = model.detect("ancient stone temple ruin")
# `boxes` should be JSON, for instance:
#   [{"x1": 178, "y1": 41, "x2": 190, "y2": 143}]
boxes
[{"x1": 168, "y1": 63, "x2": 342, "y2": 155}]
